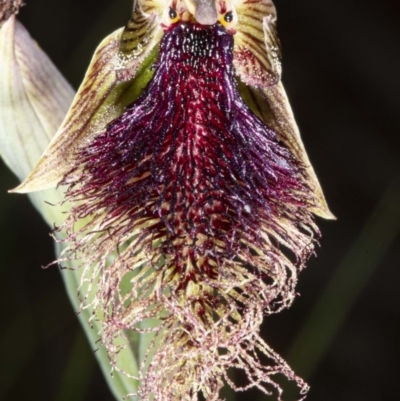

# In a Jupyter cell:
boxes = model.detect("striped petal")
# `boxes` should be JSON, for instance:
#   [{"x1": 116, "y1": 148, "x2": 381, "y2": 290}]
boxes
[
  {"x1": 237, "y1": 79, "x2": 335, "y2": 219},
  {"x1": 119, "y1": 0, "x2": 164, "y2": 68},
  {"x1": 15, "y1": 1, "x2": 164, "y2": 193},
  {"x1": 232, "y1": 0, "x2": 281, "y2": 87},
  {"x1": 232, "y1": 0, "x2": 334, "y2": 219}
]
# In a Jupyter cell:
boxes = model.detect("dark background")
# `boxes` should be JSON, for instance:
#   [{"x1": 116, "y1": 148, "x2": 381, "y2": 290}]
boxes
[{"x1": 1, "y1": 1, "x2": 399, "y2": 400}]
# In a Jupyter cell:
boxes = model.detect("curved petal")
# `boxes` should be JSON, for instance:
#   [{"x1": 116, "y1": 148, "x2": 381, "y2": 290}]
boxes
[
  {"x1": 15, "y1": 1, "x2": 163, "y2": 193},
  {"x1": 237, "y1": 78, "x2": 335, "y2": 219},
  {"x1": 232, "y1": 0, "x2": 281, "y2": 87},
  {"x1": 119, "y1": 0, "x2": 164, "y2": 72},
  {"x1": 231, "y1": 0, "x2": 334, "y2": 219}
]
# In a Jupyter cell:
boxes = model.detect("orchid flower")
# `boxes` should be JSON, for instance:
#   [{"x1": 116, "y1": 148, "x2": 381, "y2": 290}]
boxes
[{"x1": 0, "y1": 0, "x2": 334, "y2": 400}]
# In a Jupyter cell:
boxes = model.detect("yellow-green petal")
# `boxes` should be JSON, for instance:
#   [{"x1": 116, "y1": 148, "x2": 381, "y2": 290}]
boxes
[
  {"x1": 238, "y1": 78, "x2": 335, "y2": 219},
  {"x1": 15, "y1": 4, "x2": 162, "y2": 194},
  {"x1": 232, "y1": 0, "x2": 281, "y2": 87}
]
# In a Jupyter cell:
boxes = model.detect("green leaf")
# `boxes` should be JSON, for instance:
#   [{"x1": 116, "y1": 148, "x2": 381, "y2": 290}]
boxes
[{"x1": 0, "y1": 16, "x2": 73, "y2": 225}]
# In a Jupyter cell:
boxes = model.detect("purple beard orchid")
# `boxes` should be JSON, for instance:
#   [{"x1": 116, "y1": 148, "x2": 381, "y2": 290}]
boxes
[{"x1": 2, "y1": 0, "x2": 334, "y2": 400}]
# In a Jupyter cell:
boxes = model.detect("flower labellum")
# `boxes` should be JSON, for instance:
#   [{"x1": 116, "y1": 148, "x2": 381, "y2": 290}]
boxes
[{"x1": 10, "y1": 0, "x2": 334, "y2": 400}]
